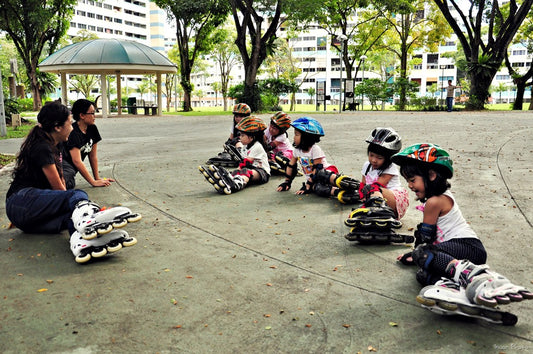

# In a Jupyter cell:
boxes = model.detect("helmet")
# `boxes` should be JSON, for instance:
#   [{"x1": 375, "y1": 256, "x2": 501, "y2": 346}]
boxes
[
  {"x1": 366, "y1": 127, "x2": 402, "y2": 153},
  {"x1": 270, "y1": 111, "x2": 291, "y2": 131},
  {"x1": 291, "y1": 117, "x2": 324, "y2": 136},
  {"x1": 391, "y1": 143, "x2": 453, "y2": 178},
  {"x1": 235, "y1": 116, "x2": 267, "y2": 133},
  {"x1": 233, "y1": 103, "x2": 251, "y2": 116}
]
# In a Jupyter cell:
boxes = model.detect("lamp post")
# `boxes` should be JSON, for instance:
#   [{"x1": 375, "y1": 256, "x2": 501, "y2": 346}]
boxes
[
  {"x1": 439, "y1": 64, "x2": 446, "y2": 110},
  {"x1": 359, "y1": 55, "x2": 367, "y2": 111},
  {"x1": 337, "y1": 34, "x2": 347, "y2": 113}
]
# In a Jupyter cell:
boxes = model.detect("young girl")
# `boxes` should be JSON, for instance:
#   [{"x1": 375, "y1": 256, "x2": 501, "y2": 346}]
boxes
[
  {"x1": 264, "y1": 111, "x2": 293, "y2": 173},
  {"x1": 392, "y1": 143, "x2": 532, "y2": 319},
  {"x1": 62, "y1": 98, "x2": 114, "y2": 189},
  {"x1": 199, "y1": 116, "x2": 270, "y2": 194},
  {"x1": 6, "y1": 101, "x2": 140, "y2": 264},
  {"x1": 275, "y1": 117, "x2": 339, "y2": 196},
  {"x1": 206, "y1": 103, "x2": 251, "y2": 166}
]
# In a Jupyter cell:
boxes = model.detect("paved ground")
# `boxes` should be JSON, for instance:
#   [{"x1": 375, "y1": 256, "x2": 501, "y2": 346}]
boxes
[{"x1": 0, "y1": 111, "x2": 532, "y2": 353}]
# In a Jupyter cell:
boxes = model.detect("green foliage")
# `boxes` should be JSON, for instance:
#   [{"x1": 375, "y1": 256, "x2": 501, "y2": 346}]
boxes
[
  {"x1": 0, "y1": 0, "x2": 77, "y2": 109},
  {"x1": 3, "y1": 98, "x2": 20, "y2": 118},
  {"x1": 353, "y1": 78, "x2": 393, "y2": 110},
  {"x1": 16, "y1": 98, "x2": 33, "y2": 111}
]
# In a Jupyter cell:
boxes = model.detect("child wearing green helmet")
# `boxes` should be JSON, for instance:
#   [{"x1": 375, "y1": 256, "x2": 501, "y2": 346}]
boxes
[
  {"x1": 199, "y1": 116, "x2": 270, "y2": 195},
  {"x1": 392, "y1": 143, "x2": 532, "y2": 325}
]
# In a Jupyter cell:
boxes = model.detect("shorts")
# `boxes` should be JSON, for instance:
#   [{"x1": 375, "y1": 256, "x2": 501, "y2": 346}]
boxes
[
  {"x1": 392, "y1": 187, "x2": 409, "y2": 219},
  {"x1": 247, "y1": 167, "x2": 270, "y2": 186}
]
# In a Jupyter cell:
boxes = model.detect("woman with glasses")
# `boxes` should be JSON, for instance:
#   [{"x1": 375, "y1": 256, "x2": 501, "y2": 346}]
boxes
[{"x1": 62, "y1": 98, "x2": 114, "y2": 189}]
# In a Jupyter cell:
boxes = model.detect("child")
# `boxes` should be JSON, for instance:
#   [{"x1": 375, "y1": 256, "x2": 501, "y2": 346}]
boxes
[
  {"x1": 392, "y1": 143, "x2": 532, "y2": 317},
  {"x1": 264, "y1": 111, "x2": 293, "y2": 174},
  {"x1": 199, "y1": 116, "x2": 270, "y2": 194},
  {"x1": 206, "y1": 103, "x2": 251, "y2": 166},
  {"x1": 276, "y1": 117, "x2": 340, "y2": 197},
  {"x1": 5, "y1": 101, "x2": 141, "y2": 264},
  {"x1": 62, "y1": 99, "x2": 114, "y2": 189},
  {"x1": 351, "y1": 127, "x2": 409, "y2": 216}
]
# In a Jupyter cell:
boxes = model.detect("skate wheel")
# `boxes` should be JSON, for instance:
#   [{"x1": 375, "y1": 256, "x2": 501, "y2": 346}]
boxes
[
  {"x1": 501, "y1": 312, "x2": 518, "y2": 326},
  {"x1": 416, "y1": 295, "x2": 436, "y2": 307},
  {"x1": 122, "y1": 237, "x2": 137, "y2": 247},
  {"x1": 458, "y1": 304, "x2": 481, "y2": 316},
  {"x1": 106, "y1": 241, "x2": 123, "y2": 253},
  {"x1": 81, "y1": 231, "x2": 98, "y2": 240},
  {"x1": 437, "y1": 301, "x2": 458, "y2": 311},
  {"x1": 126, "y1": 213, "x2": 142, "y2": 223},
  {"x1": 91, "y1": 247, "x2": 108, "y2": 258},
  {"x1": 96, "y1": 224, "x2": 113, "y2": 235},
  {"x1": 519, "y1": 290, "x2": 533, "y2": 299},
  {"x1": 223, "y1": 187, "x2": 231, "y2": 195},
  {"x1": 75, "y1": 253, "x2": 92, "y2": 264},
  {"x1": 112, "y1": 219, "x2": 128, "y2": 228}
]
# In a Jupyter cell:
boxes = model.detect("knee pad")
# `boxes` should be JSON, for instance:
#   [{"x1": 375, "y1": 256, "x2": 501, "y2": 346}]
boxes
[
  {"x1": 314, "y1": 169, "x2": 334, "y2": 185},
  {"x1": 412, "y1": 244, "x2": 436, "y2": 271},
  {"x1": 313, "y1": 183, "x2": 333, "y2": 197},
  {"x1": 232, "y1": 168, "x2": 254, "y2": 179}
]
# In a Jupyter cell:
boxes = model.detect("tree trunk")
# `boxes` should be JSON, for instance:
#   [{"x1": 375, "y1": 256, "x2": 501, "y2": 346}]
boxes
[
  {"x1": 513, "y1": 83, "x2": 525, "y2": 110},
  {"x1": 466, "y1": 70, "x2": 496, "y2": 110}
]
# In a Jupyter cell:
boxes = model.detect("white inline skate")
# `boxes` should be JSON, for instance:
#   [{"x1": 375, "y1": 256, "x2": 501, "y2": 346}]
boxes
[
  {"x1": 71, "y1": 201, "x2": 142, "y2": 240},
  {"x1": 417, "y1": 278, "x2": 519, "y2": 326},
  {"x1": 70, "y1": 229, "x2": 137, "y2": 264}
]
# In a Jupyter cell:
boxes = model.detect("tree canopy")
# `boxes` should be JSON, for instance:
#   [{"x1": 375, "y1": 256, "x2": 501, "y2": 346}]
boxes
[{"x1": 0, "y1": 0, "x2": 76, "y2": 110}]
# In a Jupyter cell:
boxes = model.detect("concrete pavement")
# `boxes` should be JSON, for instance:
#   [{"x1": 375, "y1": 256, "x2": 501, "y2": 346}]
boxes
[{"x1": 0, "y1": 111, "x2": 532, "y2": 353}]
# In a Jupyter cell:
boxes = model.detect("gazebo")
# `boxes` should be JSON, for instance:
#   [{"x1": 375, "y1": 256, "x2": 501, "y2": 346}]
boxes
[{"x1": 39, "y1": 39, "x2": 177, "y2": 118}]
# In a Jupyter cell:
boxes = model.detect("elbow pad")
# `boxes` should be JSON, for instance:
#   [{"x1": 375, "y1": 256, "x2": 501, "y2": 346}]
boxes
[
  {"x1": 285, "y1": 162, "x2": 298, "y2": 180},
  {"x1": 414, "y1": 223, "x2": 437, "y2": 246}
]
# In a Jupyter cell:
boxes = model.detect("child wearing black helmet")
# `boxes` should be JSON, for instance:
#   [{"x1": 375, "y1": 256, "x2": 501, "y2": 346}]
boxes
[{"x1": 393, "y1": 143, "x2": 532, "y2": 325}]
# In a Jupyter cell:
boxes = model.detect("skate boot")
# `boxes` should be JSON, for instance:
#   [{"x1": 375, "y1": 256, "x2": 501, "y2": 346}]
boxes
[
  {"x1": 223, "y1": 142, "x2": 244, "y2": 162},
  {"x1": 335, "y1": 175, "x2": 360, "y2": 191},
  {"x1": 71, "y1": 200, "x2": 142, "y2": 240},
  {"x1": 206, "y1": 151, "x2": 240, "y2": 168},
  {"x1": 344, "y1": 197, "x2": 401, "y2": 229},
  {"x1": 416, "y1": 278, "x2": 519, "y2": 326},
  {"x1": 70, "y1": 230, "x2": 137, "y2": 264},
  {"x1": 447, "y1": 260, "x2": 533, "y2": 307},
  {"x1": 198, "y1": 165, "x2": 245, "y2": 194},
  {"x1": 337, "y1": 190, "x2": 361, "y2": 204}
]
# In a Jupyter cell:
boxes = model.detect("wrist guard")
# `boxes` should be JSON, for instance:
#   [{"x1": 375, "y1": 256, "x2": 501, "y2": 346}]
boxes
[
  {"x1": 278, "y1": 180, "x2": 291, "y2": 191},
  {"x1": 299, "y1": 182, "x2": 312, "y2": 194}
]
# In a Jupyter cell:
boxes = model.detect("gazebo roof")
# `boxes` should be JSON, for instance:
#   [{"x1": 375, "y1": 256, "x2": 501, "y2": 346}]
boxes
[{"x1": 39, "y1": 39, "x2": 177, "y2": 74}]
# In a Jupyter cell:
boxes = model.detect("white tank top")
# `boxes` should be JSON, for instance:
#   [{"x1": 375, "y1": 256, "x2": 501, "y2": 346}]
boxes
[{"x1": 434, "y1": 190, "x2": 478, "y2": 244}]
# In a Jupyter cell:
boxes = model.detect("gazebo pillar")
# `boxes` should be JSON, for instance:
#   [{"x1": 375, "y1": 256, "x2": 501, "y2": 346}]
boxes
[
  {"x1": 60, "y1": 73, "x2": 67, "y2": 106},
  {"x1": 101, "y1": 74, "x2": 108, "y2": 118},
  {"x1": 157, "y1": 73, "x2": 162, "y2": 116},
  {"x1": 116, "y1": 71, "x2": 122, "y2": 116}
]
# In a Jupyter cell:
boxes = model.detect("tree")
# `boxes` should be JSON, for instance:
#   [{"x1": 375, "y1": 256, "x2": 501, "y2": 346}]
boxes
[
  {"x1": 382, "y1": 0, "x2": 451, "y2": 110},
  {"x1": 314, "y1": 0, "x2": 389, "y2": 81},
  {"x1": 229, "y1": 0, "x2": 321, "y2": 111},
  {"x1": 154, "y1": 0, "x2": 229, "y2": 111},
  {"x1": 0, "y1": 0, "x2": 76, "y2": 110},
  {"x1": 432, "y1": 0, "x2": 533, "y2": 110},
  {"x1": 307, "y1": 87, "x2": 316, "y2": 105},
  {"x1": 211, "y1": 81, "x2": 222, "y2": 107},
  {"x1": 68, "y1": 75, "x2": 98, "y2": 99},
  {"x1": 71, "y1": 29, "x2": 99, "y2": 44},
  {"x1": 163, "y1": 74, "x2": 177, "y2": 112},
  {"x1": 505, "y1": 8, "x2": 533, "y2": 110},
  {"x1": 353, "y1": 78, "x2": 393, "y2": 110},
  {"x1": 491, "y1": 82, "x2": 509, "y2": 104},
  {"x1": 211, "y1": 24, "x2": 241, "y2": 111}
]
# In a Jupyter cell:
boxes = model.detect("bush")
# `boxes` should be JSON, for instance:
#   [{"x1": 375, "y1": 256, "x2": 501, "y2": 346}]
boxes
[{"x1": 16, "y1": 98, "x2": 33, "y2": 112}]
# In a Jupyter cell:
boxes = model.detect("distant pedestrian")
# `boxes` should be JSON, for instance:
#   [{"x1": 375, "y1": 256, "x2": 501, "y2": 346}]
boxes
[{"x1": 446, "y1": 80, "x2": 461, "y2": 112}]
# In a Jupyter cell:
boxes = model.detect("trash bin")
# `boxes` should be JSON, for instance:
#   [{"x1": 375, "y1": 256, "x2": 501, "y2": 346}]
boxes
[{"x1": 127, "y1": 97, "x2": 137, "y2": 114}]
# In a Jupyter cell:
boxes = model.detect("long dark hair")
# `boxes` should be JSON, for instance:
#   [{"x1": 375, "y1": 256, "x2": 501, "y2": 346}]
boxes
[
  {"x1": 13, "y1": 101, "x2": 70, "y2": 180},
  {"x1": 294, "y1": 129, "x2": 321, "y2": 151},
  {"x1": 399, "y1": 162, "x2": 450, "y2": 202},
  {"x1": 71, "y1": 99, "x2": 94, "y2": 121}
]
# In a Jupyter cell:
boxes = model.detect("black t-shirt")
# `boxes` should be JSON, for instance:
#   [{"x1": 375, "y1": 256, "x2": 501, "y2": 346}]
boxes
[
  {"x1": 63, "y1": 122, "x2": 102, "y2": 169},
  {"x1": 7, "y1": 142, "x2": 59, "y2": 198}
]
